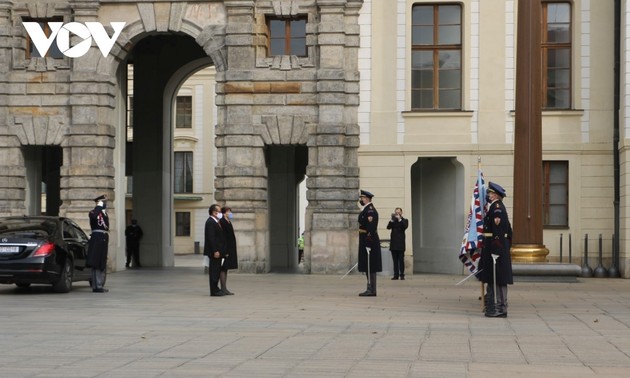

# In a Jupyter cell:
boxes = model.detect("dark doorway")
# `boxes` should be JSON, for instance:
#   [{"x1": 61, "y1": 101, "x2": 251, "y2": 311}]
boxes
[
  {"x1": 267, "y1": 145, "x2": 308, "y2": 272},
  {"x1": 23, "y1": 145, "x2": 62, "y2": 216},
  {"x1": 411, "y1": 157, "x2": 465, "y2": 274}
]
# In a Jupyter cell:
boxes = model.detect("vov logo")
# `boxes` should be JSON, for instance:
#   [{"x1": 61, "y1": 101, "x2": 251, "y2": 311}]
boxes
[{"x1": 23, "y1": 22, "x2": 126, "y2": 58}]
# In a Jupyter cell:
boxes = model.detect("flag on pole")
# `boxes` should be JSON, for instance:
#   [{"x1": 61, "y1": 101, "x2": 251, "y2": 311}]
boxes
[{"x1": 459, "y1": 167, "x2": 486, "y2": 275}]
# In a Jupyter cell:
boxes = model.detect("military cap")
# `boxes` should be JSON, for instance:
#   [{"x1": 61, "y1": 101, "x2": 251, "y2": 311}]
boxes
[
  {"x1": 487, "y1": 182, "x2": 506, "y2": 198},
  {"x1": 359, "y1": 189, "x2": 374, "y2": 199},
  {"x1": 94, "y1": 194, "x2": 106, "y2": 202}
]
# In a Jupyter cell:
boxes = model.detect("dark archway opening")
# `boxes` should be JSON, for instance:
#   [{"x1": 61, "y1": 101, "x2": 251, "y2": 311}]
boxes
[
  {"x1": 267, "y1": 145, "x2": 308, "y2": 272},
  {"x1": 23, "y1": 145, "x2": 62, "y2": 216},
  {"x1": 123, "y1": 34, "x2": 209, "y2": 267}
]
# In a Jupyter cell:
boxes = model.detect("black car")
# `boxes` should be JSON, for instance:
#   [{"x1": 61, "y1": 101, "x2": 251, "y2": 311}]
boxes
[{"x1": 0, "y1": 216, "x2": 91, "y2": 293}]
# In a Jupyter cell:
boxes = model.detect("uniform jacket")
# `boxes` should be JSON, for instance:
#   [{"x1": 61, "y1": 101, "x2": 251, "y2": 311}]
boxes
[
  {"x1": 87, "y1": 204, "x2": 109, "y2": 270},
  {"x1": 358, "y1": 202, "x2": 382, "y2": 273},
  {"x1": 387, "y1": 216, "x2": 408, "y2": 251},
  {"x1": 219, "y1": 217, "x2": 238, "y2": 270},
  {"x1": 479, "y1": 199, "x2": 513, "y2": 285}
]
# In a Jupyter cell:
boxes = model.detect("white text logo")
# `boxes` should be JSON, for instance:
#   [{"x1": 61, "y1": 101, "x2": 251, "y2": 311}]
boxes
[{"x1": 23, "y1": 22, "x2": 126, "y2": 58}]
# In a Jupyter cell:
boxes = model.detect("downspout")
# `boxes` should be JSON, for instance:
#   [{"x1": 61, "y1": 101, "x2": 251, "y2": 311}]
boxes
[{"x1": 611, "y1": 0, "x2": 621, "y2": 277}]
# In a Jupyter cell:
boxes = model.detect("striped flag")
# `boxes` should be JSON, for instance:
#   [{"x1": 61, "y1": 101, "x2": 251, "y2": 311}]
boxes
[{"x1": 459, "y1": 168, "x2": 486, "y2": 274}]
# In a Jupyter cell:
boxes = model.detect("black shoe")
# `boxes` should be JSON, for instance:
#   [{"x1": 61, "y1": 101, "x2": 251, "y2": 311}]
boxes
[
  {"x1": 391, "y1": 276, "x2": 399, "y2": 280},
  {"x1": 485, "y1": 310, "x2": 507, "y2": 318},
  {"x1": 359, "y1": 290, "x2": 376, "y2": 297},
  {"x1": 400, "y1": 275, "x2": 405, "y2": 280},
  {"x1": 222, "y1": 289, "x2": 234, "y2": 295},
  {"x1": 93, "y1": 288, "x2": 108, "y2": 293},
  {"x1": 211, "y1": 291, "x2": 224, "y2": 297},
  {"x1": 125, "y1": 263, "x2": 129, "y2": 268}
]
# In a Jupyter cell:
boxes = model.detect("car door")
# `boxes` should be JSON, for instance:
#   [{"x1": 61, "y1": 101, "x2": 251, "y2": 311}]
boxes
[{"x1": 62, "y1": 220, "x2": 90, "y2": 279}]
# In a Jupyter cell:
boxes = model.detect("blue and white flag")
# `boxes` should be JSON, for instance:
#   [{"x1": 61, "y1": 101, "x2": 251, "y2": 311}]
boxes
[{"x1": 459, "y1": 168, "x2": 486, "y2": 275}]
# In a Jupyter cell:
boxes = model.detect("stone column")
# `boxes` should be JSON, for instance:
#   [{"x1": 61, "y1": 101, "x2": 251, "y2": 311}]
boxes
[
  {"x1": 307, "y1": 0, "x2": 361, "y2": 273},
  {"x1": 63, "y1": 1, "x2": 117, "y2": 265},
  {"x1": 218, "y1": 0, "x2": 268, "y2": 272}
]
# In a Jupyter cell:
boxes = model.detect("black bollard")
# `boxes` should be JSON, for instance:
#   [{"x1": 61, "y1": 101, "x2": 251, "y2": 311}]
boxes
[
  {"x1": 569, "y1": 234, "x2": 573, "y2": 264},
  {"x1": 581, "y1": 234, "x2": 593, "y2": 277},
  {"x1": 559, "y1": 233, "x2": 563, "y2": 263},
  {"x1": 608, "y1": 234, "x2": 620, "y2": 278},
  {"x1": 593, "y1": 234, "x2": 608, "y2": 278}
]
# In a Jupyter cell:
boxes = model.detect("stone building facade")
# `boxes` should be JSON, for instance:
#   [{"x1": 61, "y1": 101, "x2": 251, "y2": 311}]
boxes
[{"x1": 0, "y1": 0, "x2": 362, "y2": 273}]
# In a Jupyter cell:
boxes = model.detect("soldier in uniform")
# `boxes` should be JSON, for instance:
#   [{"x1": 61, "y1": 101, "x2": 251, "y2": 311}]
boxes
[
  {"x1": 479, "y1": 182, "x2": 513, "y2": 317},
  {"x1": 358, "y1": 190, "x2": 382, "y2": 296},
  {"x1": 87, "y1": 194, "x2": 109, "y2": 293}
]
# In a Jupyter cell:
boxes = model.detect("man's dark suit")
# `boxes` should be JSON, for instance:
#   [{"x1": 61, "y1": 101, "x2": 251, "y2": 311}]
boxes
[{"x1": 204, "y1": 216, "x2": 225, "y2": 296}]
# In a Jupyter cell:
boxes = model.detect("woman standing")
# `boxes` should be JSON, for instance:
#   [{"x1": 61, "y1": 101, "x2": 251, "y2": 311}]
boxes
[
  {"x1": 387, "y1": 207, "x2": 408, "y2": 280},
  {"x1": 219, "y1": 207, "x2": 238, "y2": 295}
]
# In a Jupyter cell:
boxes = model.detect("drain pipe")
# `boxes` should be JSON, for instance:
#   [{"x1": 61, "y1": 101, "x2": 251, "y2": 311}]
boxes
[{"x1": 610, "y1": 0, "x2": 621, "y2": 277}]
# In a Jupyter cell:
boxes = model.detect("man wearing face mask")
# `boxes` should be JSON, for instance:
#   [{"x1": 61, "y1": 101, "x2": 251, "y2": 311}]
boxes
[
  {"x1": 204, "y1": 204, "x2": 226, "y2": 296},
  {"x1": 357, "y1": 190, "x2": 382, "y2": 296},
  {"x1": 87, "y1": 194, "x2": 109, "y2": 293}
]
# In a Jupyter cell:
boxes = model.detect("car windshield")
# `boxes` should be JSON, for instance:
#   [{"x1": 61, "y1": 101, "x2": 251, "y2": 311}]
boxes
[{"x1": 0, "y1": 218, "x2": 57, "y2": 239}]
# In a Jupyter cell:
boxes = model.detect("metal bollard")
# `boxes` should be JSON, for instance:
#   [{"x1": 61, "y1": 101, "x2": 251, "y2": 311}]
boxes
[
  {"x1": 581, "y1": 234, "x2": 593, "y2": 277},
  {"x1": 569, "y1": 233, "x2": 572, "y2": 264},
  {"x1": 609, "y1": 234, "x2": 620, "y2": 278},
  {"x1": 559, "y1": 233, "x2": 563, "y2": 263},
  {"x1": 593, "y1": 234, "x2": 608, "y2": 278}
]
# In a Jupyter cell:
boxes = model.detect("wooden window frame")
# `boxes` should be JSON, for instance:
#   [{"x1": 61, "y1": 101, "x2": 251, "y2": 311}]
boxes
[
  {"x1": 542, "y1": 161, "x2": 569, "y2": 228},
  {"x1": 266, "y1": 16, "x2": 308, "y2": 57},
  {"x1": 174, "y1": 151, "x2": 193, "y2": 194},
  {"x1": 411, "y1": 3, "x2": 462, "y2": 110},
  {"x1": 175, "y1": 96, "x2": 192, "y2": 129},
  {"x1": 541, "y1": 1, "x2": 572, "y2": 109},
  {"x1": 175, "y1": 212, "x2": 191, "y2": 237},
  {"x1": 23, "y1": 17, "x2": 64, "y2": 59}
]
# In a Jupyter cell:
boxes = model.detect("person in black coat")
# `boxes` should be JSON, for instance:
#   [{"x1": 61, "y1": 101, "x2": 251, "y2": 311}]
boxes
[
  {"x1": 204, "y1": 204, "x2": 226, "y2": 296},
  {"x1": 87, "y1": 194, "x2": 109, "y2": 293},
  {"x1": 387, "y1": 207, "x2": 408, "y2": 280},
  {"x1": 219, "y1": 206, "x2": 238, "y2": 295},
  {"x1": 478, "y1": 182, "x2": 513, "y2": 317},
  {"x1": 124, "y1": 219, "x2": 143, "y2": 268},
  {"x1": 358, "y1": 190, "x2": 382, "y2": 296}
]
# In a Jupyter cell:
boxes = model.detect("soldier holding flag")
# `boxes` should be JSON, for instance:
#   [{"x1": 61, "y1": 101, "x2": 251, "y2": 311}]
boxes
[{"x1": 479, "y1": 182, "x2": 513, "y2": 317}]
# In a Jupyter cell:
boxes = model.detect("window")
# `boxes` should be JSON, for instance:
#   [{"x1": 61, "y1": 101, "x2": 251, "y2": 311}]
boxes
[
  {"x1": 176, "y1": 212, "x2": 191, "y2": 236},
  {"x1": 174, "y1": 152, "x2": 193, "y2": 193},
  {"x1": 542, "y1": 161, "x2": 568, "y2": 227},
  {"x1": 542, "y1": 2, "x2": 571, "y2": 109},
  {"x1": 266, "y1": 16, "x2": 307, "y2": 57},
  {"x1": 23, "y1": 18, "x2": 64, "y2": 59},
  {"x1": 411, "y1": 4, "x2": 462, "y2": 110},
  {"x1": 176, "y1": 96, "x2": 192, "y2": 128}
]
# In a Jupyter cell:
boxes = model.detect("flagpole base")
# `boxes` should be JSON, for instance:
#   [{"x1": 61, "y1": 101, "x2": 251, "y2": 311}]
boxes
[{"x1": 511, "y1": 244, "x2": 549, "y2": 263}]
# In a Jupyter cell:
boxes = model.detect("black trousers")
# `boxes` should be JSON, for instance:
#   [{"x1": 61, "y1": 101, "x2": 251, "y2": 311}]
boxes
[
  {"x1": 208, "y1": 257, "x2": 222, "y2": 294},
  {"x1": 391, "y1": 250, "x2": 405, "y2": 277},
  {"x1": 126, "y1": 243, "x2": 140, "y2": 267}
]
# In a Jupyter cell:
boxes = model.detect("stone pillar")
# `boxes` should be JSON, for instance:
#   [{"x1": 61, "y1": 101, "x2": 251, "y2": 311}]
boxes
[
  {"x1": 217, "y1": 0, "x2": 268, "y2": 272},
  {"x1": 63, "y1": 1, "x2": 118, "y2": 268},
  {"x1": 0, "y1": 1, "x2": 27, "y2": 216},
  {"x1": 307, "y1": 0, "x2": 361, "y2": 273}
]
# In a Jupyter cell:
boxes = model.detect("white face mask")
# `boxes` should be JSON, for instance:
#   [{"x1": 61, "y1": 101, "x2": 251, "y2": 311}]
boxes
[{"x1": 216, "y1": 212, "x2": 223, "y2": 220}]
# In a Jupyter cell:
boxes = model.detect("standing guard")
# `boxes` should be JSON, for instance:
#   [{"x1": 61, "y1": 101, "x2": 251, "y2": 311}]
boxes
[
  {"x1": 87, "y1": 194, "x2": 110, "y2": 293},
  {"x1": 358, "y1": 190, "x2": 382, "y2": 296}
]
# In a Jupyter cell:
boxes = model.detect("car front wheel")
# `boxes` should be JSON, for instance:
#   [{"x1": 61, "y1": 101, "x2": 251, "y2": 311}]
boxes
[{"x1": 52, "y1": 260, "x2": 73, "y2": 293}]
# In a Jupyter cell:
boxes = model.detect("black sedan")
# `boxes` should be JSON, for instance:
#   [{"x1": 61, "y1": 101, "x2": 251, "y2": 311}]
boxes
[{"x1": 0, "y1": 216, "x2": 91, "y2": 293}]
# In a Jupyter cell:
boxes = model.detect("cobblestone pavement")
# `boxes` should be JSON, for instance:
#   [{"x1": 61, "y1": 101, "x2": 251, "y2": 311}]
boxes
[{"x1": 1, "y1": 254, "x2": 630, "y2": 377}]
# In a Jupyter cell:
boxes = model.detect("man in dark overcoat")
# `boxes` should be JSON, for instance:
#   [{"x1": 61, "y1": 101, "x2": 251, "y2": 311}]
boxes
[
  {"x1": 87, "y1": 194, "x2": 109, "y2": 293},
  {"x1": 479, "y1": 182, "x2": 513, "y2": 317},
  {"x1": 204, "y1": 204, "x2": 226, "y2": 296},
  {"x1": 387, "y1": 207, "x2": 408, "y2": 280},
  {"x1": 219, "y1": 206, "x2": 238, "y2": 295},
  {"x1": 124, "y1": 219, "x2": 143, "y2": 268},
  {"x1": 358, "y1": 190, "x2": 382, "y2": 296}
]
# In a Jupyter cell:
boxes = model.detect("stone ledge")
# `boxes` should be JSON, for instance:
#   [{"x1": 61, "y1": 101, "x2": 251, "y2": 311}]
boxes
[{"x1": 513, "y1": 263, "x2": 581, "y2": 276}]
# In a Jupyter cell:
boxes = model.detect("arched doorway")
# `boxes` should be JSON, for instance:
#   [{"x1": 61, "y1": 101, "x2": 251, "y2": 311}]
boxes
[
  {"x1": 411, "y1": 157, "x2": 465, "y2": 274},
  {"x1": 121, "y1": 34, "x2": 211, "y2": 267}
]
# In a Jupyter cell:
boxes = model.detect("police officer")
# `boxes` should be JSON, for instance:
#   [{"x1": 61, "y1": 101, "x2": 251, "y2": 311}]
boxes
[
  {"x1": 87, "y1": 194, "x2": 109, "y2": 293},
  {"x1": 358, "y1": 190, "x2": 382, "y2": 296},
  {"x1": 479, "y1": 182, "x2": 513, "y2": 317}
]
